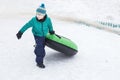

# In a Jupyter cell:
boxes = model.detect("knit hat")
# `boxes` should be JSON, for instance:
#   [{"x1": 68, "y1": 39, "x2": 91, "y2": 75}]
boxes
[{"x1": 36, "y1": 3, "x2": 46, "y2": 15}]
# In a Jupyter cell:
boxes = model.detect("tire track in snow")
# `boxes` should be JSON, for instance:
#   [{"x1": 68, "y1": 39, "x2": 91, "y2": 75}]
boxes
[{"x1": 51, "y1": 15, "x2": 120, "y2": 36}]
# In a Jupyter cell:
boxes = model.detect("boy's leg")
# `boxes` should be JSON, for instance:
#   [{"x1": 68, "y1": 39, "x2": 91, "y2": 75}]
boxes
[{"x1": 34, "y1": 36, "x2": 46, "y2": 65}]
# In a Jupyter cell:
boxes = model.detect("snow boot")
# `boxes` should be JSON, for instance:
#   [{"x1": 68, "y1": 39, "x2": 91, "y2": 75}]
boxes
[{"x1": 37, "y1": 63, "x2": 45, "y2": 68}]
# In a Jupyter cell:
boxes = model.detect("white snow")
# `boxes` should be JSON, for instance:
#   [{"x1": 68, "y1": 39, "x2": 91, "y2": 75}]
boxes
[{"x1": 0, "y1": 0, "x2": 120, "y2": 80}]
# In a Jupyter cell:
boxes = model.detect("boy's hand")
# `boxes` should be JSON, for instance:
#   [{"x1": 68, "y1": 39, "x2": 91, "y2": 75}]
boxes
[
  {"x1": 49, "y1": 31, "x2": 55, "y2": 35},
  {"x1": 16, "y1": 31, "x2": 23, "y2": 39}
]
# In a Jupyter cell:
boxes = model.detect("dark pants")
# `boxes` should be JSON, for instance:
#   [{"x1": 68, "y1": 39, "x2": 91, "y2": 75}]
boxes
[{"x1": 34, "y1": 35, "x2": 46, "y2": 64}]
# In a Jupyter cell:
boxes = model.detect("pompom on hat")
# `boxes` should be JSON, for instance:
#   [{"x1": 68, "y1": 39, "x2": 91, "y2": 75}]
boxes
[{"x1": 36, "y1": 3, "x2": 46, "y2": 15}]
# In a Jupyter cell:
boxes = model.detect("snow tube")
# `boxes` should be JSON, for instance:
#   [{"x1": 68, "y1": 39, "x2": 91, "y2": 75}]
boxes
[{"x1": 45, "y1": 34, "x2": 78, "y2": 56}]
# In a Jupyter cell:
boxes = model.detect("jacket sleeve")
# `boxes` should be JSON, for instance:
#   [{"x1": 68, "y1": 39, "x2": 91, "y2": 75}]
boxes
[
  {"x1": 48, "y1": 18, "x2": 54, "y2": 32},
  {"x1": 19, "y1": 18, "x2": 33, "y2": 33}
]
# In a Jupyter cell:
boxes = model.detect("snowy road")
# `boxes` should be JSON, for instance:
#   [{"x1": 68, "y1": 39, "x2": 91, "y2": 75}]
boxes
[{"x1": 0, "y1": 16, "x2": 120, "y2": 80}]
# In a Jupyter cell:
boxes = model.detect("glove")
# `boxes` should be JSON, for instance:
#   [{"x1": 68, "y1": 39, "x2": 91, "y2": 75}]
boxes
[
  {"x1": 16, "y1": 31, "x2": 23, "y2": 39},
  {"x1": 49, "y1": 31, "x2": 55, "y2": 35}
]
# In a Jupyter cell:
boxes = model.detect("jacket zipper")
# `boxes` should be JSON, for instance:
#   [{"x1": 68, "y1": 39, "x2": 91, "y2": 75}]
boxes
[{"x1": 41, "y1": 22, "x2": 44, "y2": 36}]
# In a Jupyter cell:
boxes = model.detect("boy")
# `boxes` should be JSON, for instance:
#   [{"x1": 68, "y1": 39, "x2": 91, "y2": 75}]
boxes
[{"x1": 16, "y1": 3, "x2": 55, "y2": 68}]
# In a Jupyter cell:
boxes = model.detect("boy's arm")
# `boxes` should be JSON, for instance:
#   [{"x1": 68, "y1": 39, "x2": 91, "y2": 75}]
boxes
[
  {"x1": 20, "y1": 18, "x2": 33, "y2": 33},
  {"x1": 16, "y1": 18, "x2": 33, "y2": 39},
  {"x1": 48, "y1": 18, "x2": 55, "y2": 34}
]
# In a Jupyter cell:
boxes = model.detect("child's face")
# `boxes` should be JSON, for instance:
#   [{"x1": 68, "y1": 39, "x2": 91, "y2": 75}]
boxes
[{"x1": 36, "y1": 13, "x2": 45, "y2": 20}]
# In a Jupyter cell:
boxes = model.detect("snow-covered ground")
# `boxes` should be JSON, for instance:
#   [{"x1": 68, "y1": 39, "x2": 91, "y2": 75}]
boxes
[{"x1": 0, "y1": 0, "x2": 120, "y2": 80}]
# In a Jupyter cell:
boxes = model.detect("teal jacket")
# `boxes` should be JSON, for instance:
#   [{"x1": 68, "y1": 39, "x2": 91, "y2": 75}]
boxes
[{"x1": 19, "y1": 15, "x2": 53, "y2": 37}]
